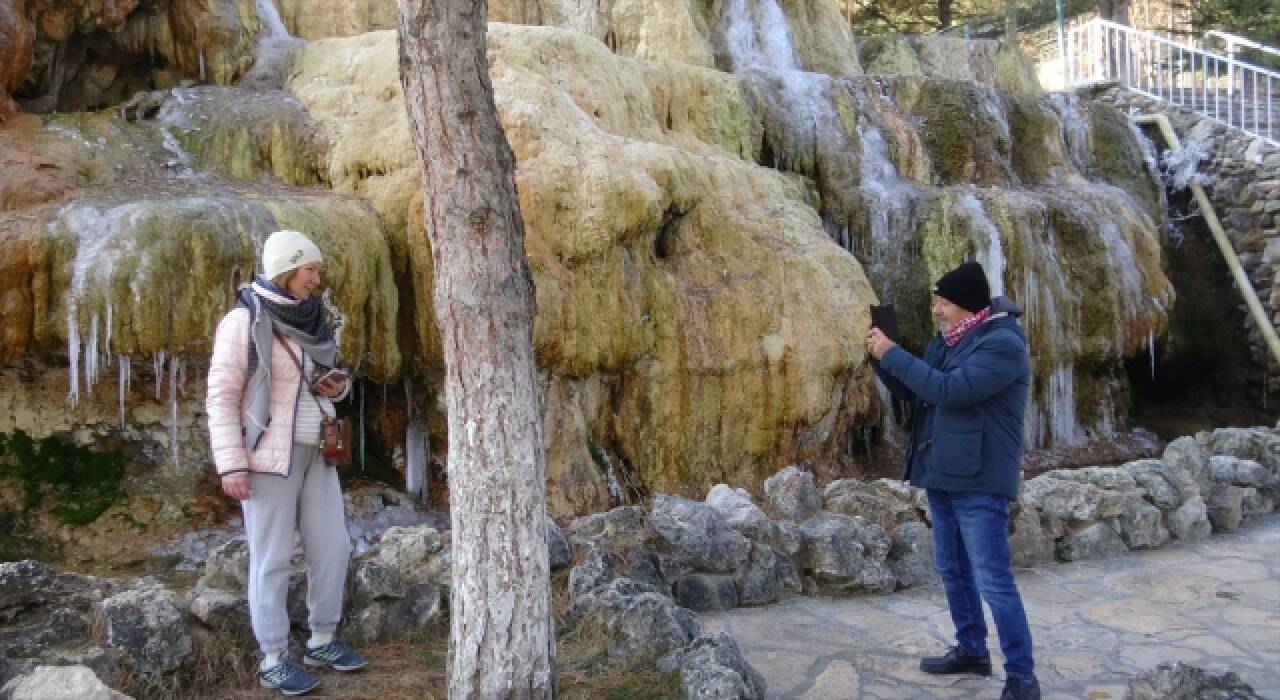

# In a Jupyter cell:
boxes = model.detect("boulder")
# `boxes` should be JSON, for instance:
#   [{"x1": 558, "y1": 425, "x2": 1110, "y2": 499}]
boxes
[
  {"x1": 547, "y1": 518, "x2": 573, "y2": 572},
  {"x1": 568, "y1": 545, "x2": 623, "y2": 605},
  {"x1": 0, "y1": 665, "x2": 131, "y2": 700},
  {"x1": 733, "y1": 544, "x2": 801, "y2": 607},
  {"x1": 1203, "y1": 428, "x2": 1280, "y2": 473},
  {"x1": 1125, "y1": 661, "x2": 1262, "y2": 699},
  {"x1": 672, "y1": 575, "x2": 738, "y2": 612},
  {"x1": 571, "y1": 579, "x2": 699, "y2": 660},
  {"x1": 1009, "y1": 498, "x2": 1055, "y2": 567},
  {"x1": 1209, "y1": 456, "x2": 1271, "y2": 489},
  {"x1": 763, "y1": 467, "x2": 822, "y2": 522},
  {"x1": 704, "y1": 485, "x2": 779, "y2": 544},
  {"x1": 97, "y1": 584, "x2": 192, "y2": 674},
  {"x1": 796, "y1": 513, "x2": 896, "y2": 593},
  {"x1": 1115, "y1": 491, "x2": 1170, "y2": 550},
  {"x1": 1163, "y1": 437, "x2": 1214, "y2": 495},
  {"x1": 1205, "y1": 485, "x2": 1247, "y2": 533},
  {"x1": 1048, "y1": 467, "x2": 1138, "y2": 493},
  {"x1": 0, "y1": 561, "x2": 56, "y2": 615},
  {"x1": 1055, "y1": 523, "x2": 1128, "y2": 562},
  {"x1": 1166, "y1": 496, "x2": 1212, "y2": 541},
  {"x1": 1023, "y1": 474, "x2": 1126, "y2": 521},
  {"x1": 822, "y1": 478, "x2": 917, "y2": 530},
  {"x1": 647, "y1": 495, "x2": 751, "y2": 574},
  {"x1": 1122, "y1": 460, "x2": 1186, "y2": 510},
  {"x1": 622, "y1": 545, "x2": 683, "y2": 593},
  {"x1": 345, "y1": 581, "x2": 443, "y2": 645},
  {"x1": 185, "y1": 586, "x2": 249, "y2": 637},
  {"x1": 348, "y1": 558, "x2": 408, "y2": 607},
  {"x1": 887, "y1": 521, "x2": 934, "y2": 588},
  {"x1": 657, "y1": 633, "x2": 767, "y2": 700},
  {"x1": 374, "y1": 526, "x2": 450, "y2": 587},
  {"x1": 198, "y1": 536, "x2": 250, "y2": 591},
  {"x1": 567, "y1": 506, "x2": 650, "y2": 552}
]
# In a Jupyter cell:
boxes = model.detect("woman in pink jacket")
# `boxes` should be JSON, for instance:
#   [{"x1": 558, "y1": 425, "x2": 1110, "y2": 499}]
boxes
[{"x1": 206, "y1": 230, "x2": 366, "y2": 696}]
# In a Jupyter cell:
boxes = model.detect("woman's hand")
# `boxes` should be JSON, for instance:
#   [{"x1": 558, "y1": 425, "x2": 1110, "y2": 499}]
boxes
[
  {"x1": 312, "y1": 374, "x2": 347, "y2": 399},
  {"x1": 222, "y1": 472, "x2": 252, "y2": 501}
]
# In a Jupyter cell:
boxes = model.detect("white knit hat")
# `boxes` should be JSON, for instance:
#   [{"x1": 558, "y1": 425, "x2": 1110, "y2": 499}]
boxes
[{"x1": 262, "y1": 230, "x2": 323, "y2": 279}]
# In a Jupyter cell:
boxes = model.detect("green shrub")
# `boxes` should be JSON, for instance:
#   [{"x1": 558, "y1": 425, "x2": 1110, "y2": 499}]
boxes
[{"x1": 0, "y1": 430, "x2": 126, "y2": 526}]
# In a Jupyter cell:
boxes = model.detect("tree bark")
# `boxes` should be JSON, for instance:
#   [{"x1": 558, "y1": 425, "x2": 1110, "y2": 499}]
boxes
[{"x1": 395, "y1": 1, "x2": 555, "y2": 698}]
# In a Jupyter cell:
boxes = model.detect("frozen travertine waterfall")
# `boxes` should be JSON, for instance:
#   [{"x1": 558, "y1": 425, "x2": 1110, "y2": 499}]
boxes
[{"x1": 710, "y1": 0, "x2": 1172, "y2": 448}]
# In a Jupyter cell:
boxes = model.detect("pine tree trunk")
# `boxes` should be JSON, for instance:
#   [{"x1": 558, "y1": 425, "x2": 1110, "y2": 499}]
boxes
[{"x1": 395, "y1": 1, "x2": 555, "y2": 698}]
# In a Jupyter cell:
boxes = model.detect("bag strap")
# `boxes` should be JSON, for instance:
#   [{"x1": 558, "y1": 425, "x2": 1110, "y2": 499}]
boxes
[{"x1": 273, "y1": 331, "x2": 333, "y2": 425}]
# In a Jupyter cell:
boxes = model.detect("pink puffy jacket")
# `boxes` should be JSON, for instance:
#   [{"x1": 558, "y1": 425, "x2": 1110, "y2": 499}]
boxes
[{"x1": 206, "y1": 308, "x2": 307, "y2": 477}]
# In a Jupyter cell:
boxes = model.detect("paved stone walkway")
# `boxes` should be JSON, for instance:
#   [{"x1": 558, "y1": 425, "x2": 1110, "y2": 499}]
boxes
[{"x1": 702, "y1": 516, "x2": 1280, "y2": 699}]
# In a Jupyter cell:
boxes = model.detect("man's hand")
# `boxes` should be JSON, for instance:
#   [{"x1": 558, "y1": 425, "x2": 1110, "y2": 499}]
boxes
[
  {"x1": 866, "y1": 327, "x2": 897, "y2": 360},
  {"x1": 222, "y1": 472, "x2": 251, "y2": 501}
]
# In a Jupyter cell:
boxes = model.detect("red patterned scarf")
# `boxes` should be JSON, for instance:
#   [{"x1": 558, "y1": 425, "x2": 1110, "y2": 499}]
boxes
[{"x1": 943, "y1": 306, "x2": 992, "y2": 347}]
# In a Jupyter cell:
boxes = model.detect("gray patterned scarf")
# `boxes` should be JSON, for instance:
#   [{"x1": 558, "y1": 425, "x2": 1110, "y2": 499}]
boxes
[{"x1": 238, "y1": 277, "x2": 337, "y2": 450}]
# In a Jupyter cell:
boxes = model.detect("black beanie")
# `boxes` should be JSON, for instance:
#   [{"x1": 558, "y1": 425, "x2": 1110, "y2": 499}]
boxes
[{"x1": 933, "y1": 261, "x2": 991, "y2": 313}]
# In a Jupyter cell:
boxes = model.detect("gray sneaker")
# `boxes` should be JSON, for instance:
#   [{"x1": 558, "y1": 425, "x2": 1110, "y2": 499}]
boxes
[{"x1": 259, "y1": 658, "x2": 320, "y2": 696}]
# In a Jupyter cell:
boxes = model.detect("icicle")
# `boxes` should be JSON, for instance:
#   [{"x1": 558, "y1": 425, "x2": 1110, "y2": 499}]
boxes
[
  {"x1": 67, "y1": 310, "x2": 81, "y2": 406},
  {"x1": 597, "y1": 448, "x2": 622, "y2": 505},
  {"x1": 85, "y1": 313, "x2": 99, "y2": 395},
  {"x1": 154, "y1": 350, "x2": 166, "y2": 400},
  {"x1": 198, "y1": 50, "x2": 206, "y2": 82},
  {"x1": 255, "y1": 0, "x2": 290, "y2": 38},
  {"x1": 104, "y1": 302, "x2": 113, "y2": 368},
  {"x1": 169, "y1": 357, "x2": 180, "y2": 465},
  {"x1": 404, "y1": 380, "x2": 426, "y2": 500},
  {"x1": 118, "y1": 355, "x2": 131, "y2": 429}
]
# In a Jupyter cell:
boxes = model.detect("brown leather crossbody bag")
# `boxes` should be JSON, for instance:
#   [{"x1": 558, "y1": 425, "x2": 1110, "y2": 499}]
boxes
[{"x1": 274, "y1": 331, "x2": 352, "y2": 468}]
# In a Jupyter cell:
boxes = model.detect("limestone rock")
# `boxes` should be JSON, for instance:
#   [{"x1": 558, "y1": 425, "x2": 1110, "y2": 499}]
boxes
[
  {"x1": 657, "y1": 633, "x2": 767, "y2": 700},
  {"x1": 568, "y1": 545, "x2": 623, "y2": 605},
  {"x1": 1023, "y1": 474, "x2": 1126, "y2": 521},
  {"x1": 823, "y1": 478, "x2": 917, "y2": 530},
  {"x1": 1115, "y1": 491, "x2": 1169, "y2": 550},
  {"x1": 571, "y1": 579, "x2": 699, "y2": 660},
  {"x1": 704, "y1": 484, "x2": 779, "y2": 544},
  {"x1": 1009, "y1": 498, "x2": 1055, "y2": 568},
  {"x1": 796, "y1": 512, "x2": 895, "y2": 593},
  {"x1": 733, "y1": 544, "x2": 801, "y2": 607},
  {"x1": 1167, "y1": 496, "x2": 1212, "y2": 541},
  {"x1": 345, "y1": 581, "x2": 443, "y2": 645},
  {"x1": 1203, "y1": 428, "x2": 1280, "y2": 473},
  {"x1": 1209, "y1": 456, "x2": 1271, "y2": 489},
  {"x1": 185, "y1": 586, "x2": 248, "y2": 636},
  {"x1": 348, "y1": 558, "x2": 407, "y2": 607},
  {"x1": 673, "y1": 575, "x2": 738, "y2": 612},
  {"x1": 0, "y1": 561, "x2": 56, "y2": 614},
  {"x1": 648, "y1": 495, "x2": 751, "y2": 573},
  {"x1": 1056, "y1": 523, "x2": 1128, "y2": 562},
  {"x1": 547, "y1": 518, "x2": 573, "y2": 572},
  {"x1": 0, "y1": 665, "x2": 131, "y2": 700},
  {"x1": 1163, "y1": 437, "x2": 1214, "y2": 495},
  {"x1": 97, "y1": 584, "x2": 192, "y2": 674},
  {"x1": 199, "y1": 536, "x2": 249, "y2": 591},
  {"x1": 1123, "y1": 459, "x2": 1187, "y2": 510},
  {"x1": 887, "y1": 521, "x2": 934, "y2": 589},
  {"x1": 567, "y1": 506, "x2": 650, "y2": 552},
  {"x1": 1125, "y1": 661, "x2": 1262, "y2": 700},
  {"x1": 763, "y1": 466, "x2": 822, "y2": 522},
  {"x1": 375, "y1": 525, "x2": 451, "y2": 586},
  {"x1": 1205, "y1": 485, "x2": 1247, "y2": 533}
]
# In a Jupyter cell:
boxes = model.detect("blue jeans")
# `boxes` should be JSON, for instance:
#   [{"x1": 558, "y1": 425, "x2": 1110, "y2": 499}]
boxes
[{"x1": 927, "y1": 490, "x2": 1035, "y2": 681}]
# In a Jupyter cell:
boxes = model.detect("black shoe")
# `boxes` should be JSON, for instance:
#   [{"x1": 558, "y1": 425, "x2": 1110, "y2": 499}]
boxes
[
  {"x1": 919, "y1": 646, "x2": 993, "y2": 676},
  {"x1": 1001, "y1": 675, "x2": 1041, "y2": 700}
]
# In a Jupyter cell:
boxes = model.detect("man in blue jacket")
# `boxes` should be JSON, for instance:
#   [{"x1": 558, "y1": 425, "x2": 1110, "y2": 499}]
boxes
[{"x1": 866, "y1": 261, "x2": 1039, "y2": 700}]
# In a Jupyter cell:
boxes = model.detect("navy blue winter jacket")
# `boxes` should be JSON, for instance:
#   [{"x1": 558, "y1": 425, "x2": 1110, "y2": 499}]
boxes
[{"x1": 871, "y1": 296, "x2": 1031, "y2": 500}]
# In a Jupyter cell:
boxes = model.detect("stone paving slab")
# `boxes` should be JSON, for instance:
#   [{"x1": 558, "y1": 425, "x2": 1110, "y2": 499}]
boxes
[{"x1": 702, "y1": 516, "x2": 1280, "y2": 699}]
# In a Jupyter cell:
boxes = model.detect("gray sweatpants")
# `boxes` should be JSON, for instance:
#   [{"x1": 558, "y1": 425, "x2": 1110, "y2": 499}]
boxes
[{"x1": 243, "y1": 445, "x2": 352, "y2": 654}]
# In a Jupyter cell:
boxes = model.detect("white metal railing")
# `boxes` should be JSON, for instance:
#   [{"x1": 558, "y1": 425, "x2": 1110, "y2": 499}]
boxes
[
  {"x1": 1204, "y1": 30, "x2": 1280, "y2": 63},
  {"x1": 1066, "y1": 18, "x2": 1279, "y2": 146}
]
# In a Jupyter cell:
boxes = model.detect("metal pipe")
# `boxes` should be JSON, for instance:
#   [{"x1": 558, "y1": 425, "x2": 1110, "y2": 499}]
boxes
[{"x1": 1133, "y1": 113, "x2": 1280, "y2": 365}]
